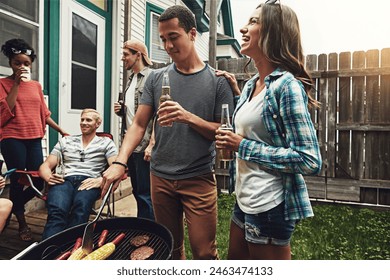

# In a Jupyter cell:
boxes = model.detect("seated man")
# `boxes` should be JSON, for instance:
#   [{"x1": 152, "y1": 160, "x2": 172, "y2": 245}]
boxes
[
  {"x1": 0, "y1": 176, "x2": 13, "y2": 233},
  {"x1": 39, "y1": 109, "x2": 118, "y2": 240}
]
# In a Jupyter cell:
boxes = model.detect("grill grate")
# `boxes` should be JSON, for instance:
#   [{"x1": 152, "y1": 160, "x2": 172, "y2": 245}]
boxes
[{"x1": 43, "y1": 228, "x2": 170, "y2": 260}]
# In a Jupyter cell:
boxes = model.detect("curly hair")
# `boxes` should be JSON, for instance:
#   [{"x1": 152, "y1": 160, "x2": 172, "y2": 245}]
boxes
[
  {"x1": 159, "y1": 5, "x2": 196, "y2": 33},
  {"x1": 1, "y1": 38, "x2": 36, "y2": 62}
]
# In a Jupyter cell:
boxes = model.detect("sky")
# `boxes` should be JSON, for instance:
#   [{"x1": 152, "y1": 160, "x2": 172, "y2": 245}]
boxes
[{"x1": 230, "y1": 0, "x2": 390, "y2": 55}]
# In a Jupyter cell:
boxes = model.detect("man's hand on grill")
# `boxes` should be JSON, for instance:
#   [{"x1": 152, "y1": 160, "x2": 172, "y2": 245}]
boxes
[{"x1": 101, "y1": 164, "x2": 125, "y2": 198}]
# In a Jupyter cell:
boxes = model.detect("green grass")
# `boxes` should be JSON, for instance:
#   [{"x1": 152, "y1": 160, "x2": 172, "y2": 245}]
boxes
[{"x1": 184, "y1": 193, "x2": 390, "y2": 260}]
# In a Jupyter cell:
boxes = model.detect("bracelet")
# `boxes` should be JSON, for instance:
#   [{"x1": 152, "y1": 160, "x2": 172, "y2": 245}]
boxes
[{"x1": 112, "y1": 161, "x2": 127, "y2": 169}]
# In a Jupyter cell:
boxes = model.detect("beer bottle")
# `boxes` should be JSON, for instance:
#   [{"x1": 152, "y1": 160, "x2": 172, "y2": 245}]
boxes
[
  {"x1": 159, "y1": 72, "x2": 173, "y2": 127},
  {"x1": 218, "y1": 104, "x2": 233, "y2": 161}
]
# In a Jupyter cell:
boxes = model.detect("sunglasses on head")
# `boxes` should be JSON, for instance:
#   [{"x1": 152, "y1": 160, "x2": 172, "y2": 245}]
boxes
[
  {"x1": 264, "y1": 0, "x2": 282, "y2": 17},
  {"x1": 11, "y1": 47, "x2": 33, "y2": 56}
]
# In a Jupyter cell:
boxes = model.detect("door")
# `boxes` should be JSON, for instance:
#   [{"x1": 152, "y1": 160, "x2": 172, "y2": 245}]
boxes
[{"x1": 59, "y1": 0, "x2": 105, "y2": 135}]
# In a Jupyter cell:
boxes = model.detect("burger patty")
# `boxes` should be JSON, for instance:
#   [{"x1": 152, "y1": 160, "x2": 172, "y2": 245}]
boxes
[
  {"x1": 130, "y1": 246, "x2": 154, "y2": 260},
  {"x1": 129, "y1": 235, "x2": 150, "y2": 247}
]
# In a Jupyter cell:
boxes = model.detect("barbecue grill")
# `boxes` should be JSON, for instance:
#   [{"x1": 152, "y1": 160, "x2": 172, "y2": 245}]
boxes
[{"x1": 13, "y1": 217, "x2": 173, "y2": 260}]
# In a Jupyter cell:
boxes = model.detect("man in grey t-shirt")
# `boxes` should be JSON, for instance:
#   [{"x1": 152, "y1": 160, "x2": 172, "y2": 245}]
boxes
[{"x1": 102, "y1": 5, "x2": 234, "y2": 260}]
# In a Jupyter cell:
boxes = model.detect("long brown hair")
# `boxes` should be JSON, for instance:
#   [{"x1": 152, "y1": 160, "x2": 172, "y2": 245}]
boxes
[{"x1": 256, "y1": 3, "x2": 319, "y2": 108}]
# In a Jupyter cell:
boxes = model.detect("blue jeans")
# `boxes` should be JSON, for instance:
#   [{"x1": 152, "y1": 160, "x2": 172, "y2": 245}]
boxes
[
  {"x1": 42, "y1": 175, "x2": 100, "y2": 240},
  {"x1": 127, "y1": 152, "x2": 154, "y2": 220},
  {"x1": 232, "y1": 201, "x2": 297, "y2": 246},
  {"x1": 0, "y1": 138, "x2": 44, "y2": 215}
]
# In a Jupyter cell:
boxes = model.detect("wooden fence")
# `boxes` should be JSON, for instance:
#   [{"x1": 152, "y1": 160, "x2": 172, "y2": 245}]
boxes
[{"x1": 216, "y1": 49, "x2": 390, "y2": 207}]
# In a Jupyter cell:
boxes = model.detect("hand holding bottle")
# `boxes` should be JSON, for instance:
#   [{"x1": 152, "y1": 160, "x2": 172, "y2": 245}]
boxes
[
  {"x1": 215, "y1": 104, "x2": 242, "y2": 161},
  {"x1": 114, "y1": 101, "x2": 124, "y2": 115},
  {"x1": 158, "y1": 72, "x2": 173, "y2": 127}
]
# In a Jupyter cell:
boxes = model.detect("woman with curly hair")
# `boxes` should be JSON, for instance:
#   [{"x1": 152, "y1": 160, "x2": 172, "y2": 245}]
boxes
[{"x1": 0, "y1": 38, "x2": 66, "y2": 241}]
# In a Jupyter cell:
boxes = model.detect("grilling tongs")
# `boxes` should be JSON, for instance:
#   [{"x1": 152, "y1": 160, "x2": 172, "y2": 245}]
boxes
[{"x1": 82, "y1": 181, "x2": 115, "y2": 254}]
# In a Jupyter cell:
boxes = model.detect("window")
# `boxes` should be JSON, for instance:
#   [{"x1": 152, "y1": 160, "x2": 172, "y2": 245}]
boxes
[
  {"x1": 0, "y1": 0, "x2": 39, "y2": 22},
  {"x1": 146, "y1": 3, "x2": 170, "y2": 64},
  {"x1": 71, "y1": 13, "x2": 97, "y2": 109},
  {"x1": 0, "y1": 0, "x2": 39, "y2": 78},
  {"x1": 150, "y1": 12, "x2": 170, "y2": 63}
]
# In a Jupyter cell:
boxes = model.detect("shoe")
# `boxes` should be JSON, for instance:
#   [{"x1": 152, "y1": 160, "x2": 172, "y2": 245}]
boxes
[{"x1": 19, "y1": 227, "x2": 32, "y2": 242}]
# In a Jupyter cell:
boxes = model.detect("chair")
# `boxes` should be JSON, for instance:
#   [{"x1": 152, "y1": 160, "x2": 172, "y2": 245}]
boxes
[
  {"x1": 0, "y1": 162, "x2": 46, "y2": 200},
  {"x1": 0, "y1": 165, "x2": 16, "y2": 196},
  {"x1": 16, "y1": 170, "x2": 47, "y2": 200},
  {"x1": 5, "y1": 131, "x2": 125, "y2": 219},
  {"x1": 94, "y1": 132, "x2": 118, "y2": 218},
  {"x1": 86, "y1": 132, "x2": 128, "y2": 218}
]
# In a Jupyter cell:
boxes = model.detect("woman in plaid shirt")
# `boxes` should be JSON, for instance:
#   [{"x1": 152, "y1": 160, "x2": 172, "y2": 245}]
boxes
[{"x1": 216, "y1": 1, "x2": 322, "y2": 260}]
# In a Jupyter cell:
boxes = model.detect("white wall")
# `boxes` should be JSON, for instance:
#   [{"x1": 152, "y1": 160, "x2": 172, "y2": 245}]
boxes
[
  {"x1": 217, "y1": 45, "x2": 240, "y2": 59},
  {"x1": 110, "y1": 0, "x2": 126, "y2": 146}
]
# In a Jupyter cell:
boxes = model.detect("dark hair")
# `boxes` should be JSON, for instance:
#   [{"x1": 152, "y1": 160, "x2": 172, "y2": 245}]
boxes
[
  {"x1": 159, "y1": 5, "x2": 196, "y2": 33},
  {"x1": 256, "y1": 4, "x2": 318, "y2": 108},
  {"x1": 1, "y1": 38, "x2": 36, "y2": 62}
]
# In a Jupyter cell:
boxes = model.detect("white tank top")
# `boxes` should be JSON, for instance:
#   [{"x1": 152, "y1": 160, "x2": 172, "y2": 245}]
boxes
[{"x1": 234, "y1": 87, "x2": 284, "y2": 214}]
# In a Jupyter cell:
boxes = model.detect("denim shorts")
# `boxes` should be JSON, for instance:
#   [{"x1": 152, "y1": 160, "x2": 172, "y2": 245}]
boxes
[{"x1": 231, "y1": 201, "x2": 296, "y2": 246}]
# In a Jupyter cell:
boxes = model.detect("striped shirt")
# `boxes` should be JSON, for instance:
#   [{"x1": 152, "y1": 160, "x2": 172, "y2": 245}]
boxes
[
  {"x1": 51, "y1": 135, "x2": 118, "y2": 178},
  {"x1": 229, "y1": 68, "x2": 322, "y2": 221},
  {"x1": 0, "y1": 78, "x2": 50, "y2": 140}
]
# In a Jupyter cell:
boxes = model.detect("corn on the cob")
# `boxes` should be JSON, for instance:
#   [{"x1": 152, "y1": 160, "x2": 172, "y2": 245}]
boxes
[
  {"x1": 82, "y1": 243, "x2": 115, "y2": 260},
  {"x1": 82, "y1": 232, "x2": 126, "y2": 260},
  {"x1": 67, "y1": 247, "x2": 88, "y2": 260}
]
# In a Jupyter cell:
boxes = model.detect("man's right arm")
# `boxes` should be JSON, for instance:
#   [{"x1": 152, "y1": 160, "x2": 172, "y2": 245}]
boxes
[
  {"x1": 39, "y1": 154, "x2": 64, "y2": 185},
  {"x1": 101, "y1": 104, "x2": 153, "y2": 196}
]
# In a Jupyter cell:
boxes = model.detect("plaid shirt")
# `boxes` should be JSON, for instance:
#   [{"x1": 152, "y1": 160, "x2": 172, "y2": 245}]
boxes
[{"x1": 229, "y1": 68, "x2": 322, "y2": 220}]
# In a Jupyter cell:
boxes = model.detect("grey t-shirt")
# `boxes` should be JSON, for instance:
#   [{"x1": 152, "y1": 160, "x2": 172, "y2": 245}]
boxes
[
  {"x1": 140, "y1": 64, "x2": 234, "y2": 180},
  {"x1": 51, "y1": 135, "x2": 118, "y2": 178}
]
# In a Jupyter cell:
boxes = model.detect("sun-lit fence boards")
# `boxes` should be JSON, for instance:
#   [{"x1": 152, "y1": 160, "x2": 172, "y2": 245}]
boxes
[{"x1": 216, "y1": 50, "x2": 390, "y2": 208}]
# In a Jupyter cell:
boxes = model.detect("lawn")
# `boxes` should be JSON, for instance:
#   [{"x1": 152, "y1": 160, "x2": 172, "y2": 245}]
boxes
[{"x1": 185, "y1": 193, "x2": 390, "y2": 260}]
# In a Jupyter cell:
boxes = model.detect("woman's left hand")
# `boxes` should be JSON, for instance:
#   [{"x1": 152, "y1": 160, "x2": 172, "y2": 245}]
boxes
[
  {"x1": 215, "y1": 128, "x2": 243, "y2": 152},
  {"x1": 144, "y1": 143, "x2": 153, "y2": 162},
  {"x1": 215, "y1": 70, "x2": 241, "y2": 96},
  {"x1": 59, "y1": 129, "x2": 69, "y2": 137},
  {"x1": 79, "y1": 177, "x2": 103, "y2": 191}
]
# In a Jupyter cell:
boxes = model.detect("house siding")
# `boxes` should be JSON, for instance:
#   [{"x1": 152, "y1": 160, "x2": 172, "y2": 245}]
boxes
[
  {"x1": 196, "y1": 32, "x2": 209, "y2": 62},
  {"x1": 140, "y1": 1, "x2": 209, "y2": 62},
  {"x1": 131, "y1": 1, "x2": 147, "y2": 41}
]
